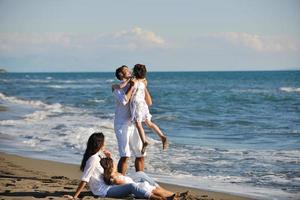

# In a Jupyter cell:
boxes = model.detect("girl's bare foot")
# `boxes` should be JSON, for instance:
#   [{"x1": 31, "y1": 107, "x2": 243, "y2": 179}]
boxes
[
  {"x1": 150, "y1": 194, "x2": 164, "y2": 200},
  {"x1": 166, "y1": 194, "x2": 175, "y2": 200},
  {"x1": 141, "y1": 141, "x2": 149, "y2": 154},
  {"x1": 168, "y1": 191, "x2": 189, "y2": 200},
  {"x1": 162, "y1": 136, "x2": 168, "y2": 150}
]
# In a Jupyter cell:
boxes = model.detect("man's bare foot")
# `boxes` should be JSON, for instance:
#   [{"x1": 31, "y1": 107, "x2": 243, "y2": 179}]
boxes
[
  {"x1": 141, "y1": 141, "x2": 149, "y2": 154},
  {"x1": 162, "y1": 136, "x2": 168, "y2": 150}
]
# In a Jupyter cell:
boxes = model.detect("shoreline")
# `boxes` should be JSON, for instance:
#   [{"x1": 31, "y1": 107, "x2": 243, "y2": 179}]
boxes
[{"x1": 0, "y1": 151, "x2": 255, "y2": 200}]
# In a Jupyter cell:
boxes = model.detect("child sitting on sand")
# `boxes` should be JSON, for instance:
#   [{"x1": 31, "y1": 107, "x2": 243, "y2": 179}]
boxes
[
  {"x1": 113, "y1": 64, "x2": 168, "y2": 154},
  {"x1": 100, "y1": 157, "x2": 183, "y2": 200}
]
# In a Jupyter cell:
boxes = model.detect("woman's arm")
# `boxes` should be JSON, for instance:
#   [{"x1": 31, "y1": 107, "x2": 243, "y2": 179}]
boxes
[
  {"x1": 113, "y1": 177, "x2": 126, "y2": 185},
  {"x1": 111, "y1": 173, "x2": 126, "y2": 185},
  {"x1": 73, "y1": 181, "x2": 87, "y2": 199}
]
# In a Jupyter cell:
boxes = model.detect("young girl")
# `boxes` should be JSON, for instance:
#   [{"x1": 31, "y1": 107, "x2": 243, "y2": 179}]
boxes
[
  {"x1": 130, "y1": 64, "x2": 168, "y2": 154},
  {"x1": 100, "y1": 157, "x2": 182, "y2": 200}
]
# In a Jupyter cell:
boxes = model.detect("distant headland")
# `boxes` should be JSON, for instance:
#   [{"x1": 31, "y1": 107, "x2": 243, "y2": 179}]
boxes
[{"x1": 0, "y1": 69, "x2": 7, "y2": 73}]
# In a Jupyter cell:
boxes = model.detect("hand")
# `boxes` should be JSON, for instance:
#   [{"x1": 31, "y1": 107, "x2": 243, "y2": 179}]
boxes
[
  {"x1": 129, "y1": 79, "x2": 136, "y2": 87},
  {"x1": 103, "y1": 149, "x2": 112, "y2": 158}
]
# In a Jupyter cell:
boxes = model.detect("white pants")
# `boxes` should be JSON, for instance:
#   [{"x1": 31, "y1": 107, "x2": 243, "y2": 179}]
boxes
[{"x1": 114, "y1": 121, "x2": 144, "y2": 158}]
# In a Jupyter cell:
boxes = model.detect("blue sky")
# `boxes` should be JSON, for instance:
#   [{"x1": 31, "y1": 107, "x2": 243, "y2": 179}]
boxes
[{"x1": 0, "y1": 0, "x2": 299, "y2": 72}]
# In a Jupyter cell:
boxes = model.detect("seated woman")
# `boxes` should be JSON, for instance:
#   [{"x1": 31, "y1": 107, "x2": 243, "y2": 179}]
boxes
[
  {"x1": 100, "y1": 157, "x2": 178, "y2": 200},
  {"x1": 66, "y1": 132, "x2": 181, "y2": 200}
]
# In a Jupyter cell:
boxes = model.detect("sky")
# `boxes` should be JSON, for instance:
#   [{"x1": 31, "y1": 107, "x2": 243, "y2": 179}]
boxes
[{"x1": 0, "y1": 0, "x2": 300, "y2": 72}]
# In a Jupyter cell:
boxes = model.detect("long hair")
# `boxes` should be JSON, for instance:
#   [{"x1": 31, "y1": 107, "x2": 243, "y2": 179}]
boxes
[
  {"x1": 80, "y1": 132, "x2": 105, "y2": 172},
  {"x1": 133, "y1": 64, "x2": 147, "y2": 79},
  {"x1": 100, "y1": 157, "x2": 114, "y2": 185}
]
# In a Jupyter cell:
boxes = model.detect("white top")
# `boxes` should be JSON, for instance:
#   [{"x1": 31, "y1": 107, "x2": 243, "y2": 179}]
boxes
[
  {"x1": 81, "y1": 154, "x2": 111, "y2": 197},
  {"x1": 113, "y1": 83, "x2": 131, "y2": 125}
]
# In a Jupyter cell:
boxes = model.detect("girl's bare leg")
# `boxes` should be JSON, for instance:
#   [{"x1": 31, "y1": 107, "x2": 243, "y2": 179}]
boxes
[
  {"x1": 152, "y1": 186, "x2": 174, "y2": 198},
  {"x1": 152, "y1": 187, "x2": 189, "y2": 200},
  {"x1": 145, "y1": 119, "x2": 168, "y2": 150},
  {"x1": 135, "y1": 121, "x2": 149, "y2": 154}
]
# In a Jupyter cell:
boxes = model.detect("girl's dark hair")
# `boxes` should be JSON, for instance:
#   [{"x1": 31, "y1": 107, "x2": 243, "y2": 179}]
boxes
[
  {"x1": 100, "y1": 157, "x2": 114, "y2": 185},
  {"x1": 133, "y1": 64, "x2": 147, "y2": 79},
  {"x1": 115, "y1": 65, "x2": 128, "y2": 80},
  {"x1": 80, "y1": 132, "x2": 105, "y2": 172}
]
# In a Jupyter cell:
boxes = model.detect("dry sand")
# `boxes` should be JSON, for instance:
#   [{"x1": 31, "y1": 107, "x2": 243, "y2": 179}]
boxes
[{"x1": 0, "y1": 152, "x2": 254, "y2": 200}]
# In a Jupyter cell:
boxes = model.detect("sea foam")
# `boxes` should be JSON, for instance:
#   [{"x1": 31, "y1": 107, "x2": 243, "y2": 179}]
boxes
[
  {"x1": 0, "y1": 93, "x2": 64, "y2": 111},
  {"x1": 279, "y1": 87, "x2": 300, "y2": 92}
]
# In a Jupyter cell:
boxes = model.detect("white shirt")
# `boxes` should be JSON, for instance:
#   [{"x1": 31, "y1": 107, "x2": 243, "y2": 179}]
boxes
[
  {"x1": 113, "y1": 84, "x2": 131, "y2": 125},
  {"x1": 81, "y1": 154, "x2": 111, "y2": 197},
  {"x1": 113, "y1": 83, "x2": 143, "y2": 157}
]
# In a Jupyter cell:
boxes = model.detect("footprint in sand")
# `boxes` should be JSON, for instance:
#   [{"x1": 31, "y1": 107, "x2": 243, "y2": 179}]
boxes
[
  {"x1": 32, "y1": 185, "x2": 39, "y2": 189},
  {"x1": 63, "y1": 186, "x2": 74, "y2": 190},
  {"x1": 51, "y1": 176, "x2": 69, "y2": 180},
  {"x1": 5, "y1": 183, "x2": 16, "y2": 187}
]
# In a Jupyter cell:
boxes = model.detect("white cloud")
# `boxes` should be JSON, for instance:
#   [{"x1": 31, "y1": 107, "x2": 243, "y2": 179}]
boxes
[
  {"x1": 0, "y1": 27, "x2": 167, "y2": 56},
  {"x1": 0, "y1": 32, "x2": 73, "y2": 56},
  {"x1": 110, "y1": 27, "x2": 167, "y2": 50},
  {"x1": 114, "y1": 27, "x2": 165, "y2": 45},
  {"x1": 0, "y1": 32, "x2": 71, "y2": 46},
  {"x1": 212, "y1": 32, "x2": 300, "y2": 53}
]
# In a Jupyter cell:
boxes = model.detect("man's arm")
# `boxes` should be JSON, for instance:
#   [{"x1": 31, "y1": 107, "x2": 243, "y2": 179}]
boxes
[
  {"x1": 125, "y1": 87, "x2": 134, "y2": 103},
  {"x1": 112, "y1": 81, "x2": 135, "y2": 106},
  {"x1": 124, "y1": 80, "x2": 135, "y2": 101},
  {"x1": 111, "y1": 80, "x2": 130, "y2": 91}
]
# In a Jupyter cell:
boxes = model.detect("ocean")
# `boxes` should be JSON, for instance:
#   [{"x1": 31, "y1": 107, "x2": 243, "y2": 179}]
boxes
[{"x1": 0, "y1": 71, "x2": 299, "y2": 200}]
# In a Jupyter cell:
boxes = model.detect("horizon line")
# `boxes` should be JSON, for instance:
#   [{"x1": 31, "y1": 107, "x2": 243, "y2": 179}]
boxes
[{"x1": 2, "y1": 68, "x2": 300, "y2": 73}]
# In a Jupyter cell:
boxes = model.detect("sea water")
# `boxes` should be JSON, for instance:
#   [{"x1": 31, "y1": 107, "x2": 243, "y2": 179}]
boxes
[{"x1": 0, "y1": 71, "x2": 299, "y2": 199}]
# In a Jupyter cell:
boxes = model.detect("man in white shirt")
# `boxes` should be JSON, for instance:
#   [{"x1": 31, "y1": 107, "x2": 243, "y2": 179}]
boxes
[{"x1": 112, "y1": 65, "x2": 152, "y2": 175}]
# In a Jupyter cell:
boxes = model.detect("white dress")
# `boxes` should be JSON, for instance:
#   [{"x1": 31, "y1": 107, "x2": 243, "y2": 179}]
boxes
[{"x1": 130, "y1": 81, "x2": 152, "y2": 122}]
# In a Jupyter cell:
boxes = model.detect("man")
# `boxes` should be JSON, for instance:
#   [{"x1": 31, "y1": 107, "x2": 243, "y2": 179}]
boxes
[{"x1": 112, "y1": 65, "x2": 152, "y2": 175}]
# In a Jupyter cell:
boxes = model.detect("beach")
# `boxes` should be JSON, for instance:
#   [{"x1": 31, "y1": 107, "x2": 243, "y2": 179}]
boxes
[
  {"x1": 0, "y1": 71, "x2": 299, "y2": 199},
  {"x1": 1, "y1": 0, "x2": 300, "y2": 198},
  {"x1": 0, "y1": 152, "x2": 254, "y2": 200}
]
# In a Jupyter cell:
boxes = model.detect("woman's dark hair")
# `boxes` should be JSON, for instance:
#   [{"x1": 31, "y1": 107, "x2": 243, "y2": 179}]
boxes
[
  {"x1": 100, "y1": 157, "x2": 114, "y2": 185},
  {"x1": 133, "y1": 64, "x2": 147, "y2": 79},
  {"x1": 80, "y1": 132, "x2": 105, "y2": 172},
  {"x1": 115, "y1": 65, "x2": 128, "y2": 80}
]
